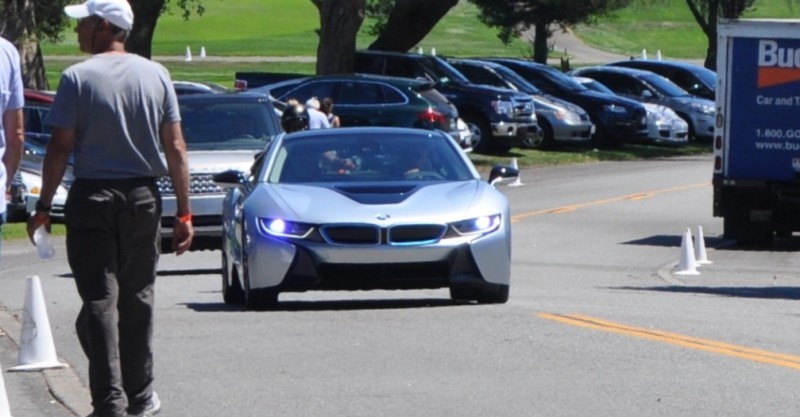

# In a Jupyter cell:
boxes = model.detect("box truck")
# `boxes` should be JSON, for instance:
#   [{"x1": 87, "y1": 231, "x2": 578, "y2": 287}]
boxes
[{"x1": 714, "y1": 19, "x2": 800, "y2": 244}]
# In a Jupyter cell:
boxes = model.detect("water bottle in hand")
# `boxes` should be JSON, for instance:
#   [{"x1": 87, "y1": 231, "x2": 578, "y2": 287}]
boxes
[{"x1": 33, "y1": 226, "x2": 55, "y2": 259}]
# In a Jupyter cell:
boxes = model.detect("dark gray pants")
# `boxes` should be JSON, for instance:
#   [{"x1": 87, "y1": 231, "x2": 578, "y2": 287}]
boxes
[{"x1": 65, "y1": 178, "x2": 161, "y2": 417}]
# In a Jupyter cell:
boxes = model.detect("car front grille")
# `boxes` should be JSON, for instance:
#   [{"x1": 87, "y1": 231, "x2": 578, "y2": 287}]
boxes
[
  {"x1": 319, "y1": 224, "x2": 447, "y2": 246},
  {"x1": 157, "y1": 173, "x2": 222, "y2": 196},
  {"x1": 511, "y1": 96, "x2": 535, "y2": 119}
]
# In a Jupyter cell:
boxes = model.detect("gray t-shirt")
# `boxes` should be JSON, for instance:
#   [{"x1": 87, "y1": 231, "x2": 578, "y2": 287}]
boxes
[{"x1": 47, "y1": 53, "x2": 181, "y2": 179}]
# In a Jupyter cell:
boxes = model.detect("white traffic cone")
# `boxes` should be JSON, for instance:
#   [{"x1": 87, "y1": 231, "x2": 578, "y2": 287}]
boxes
[
  {"x1": 674, "y1": 228, "x2": 700, "y2": 275},
  {"x1": 417, "y1": 47, "x2": 423, "y2": 54},
  {"x1": 656, "y1": 49, "x2": 662, "y2": 60},
  {"x1": 431, "y1": 47, "x2": 437, "y2": 56},
  {"x1": 507, "y1": 157, "x2": 523, "y2": 187},
  {"x1": 641, "y1": 49, "x2": 648, "y2": 59},
  {"x1": 184, "y1": 46, "x2": 192, "y2": 62},
  {"x1": 200, "y1": 46, "x2": 206, "y2": 59},
  {"x1": 694, "y1": 225, "x2": 713, "y2": 265},
  {"x1": 8, "y1": 276, "x2": 67, "y2": 372},
  {"x1": 0, "y1": 361, "x2": 12, "y2": 417}
]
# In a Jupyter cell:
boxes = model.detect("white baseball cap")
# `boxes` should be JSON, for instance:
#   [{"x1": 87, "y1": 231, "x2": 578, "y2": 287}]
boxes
[
  {"x1": 65, "y1": 0, "x2": 134, "y2": 31},
  {"x1": 305, "y1": 97, "x2": 321, "y2": 110}
]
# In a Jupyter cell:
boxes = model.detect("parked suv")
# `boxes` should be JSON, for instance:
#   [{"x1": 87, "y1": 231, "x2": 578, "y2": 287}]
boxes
[
  {"x1": 447, "y1": 58, "x2": 594, "y2": 149},
  {"x1": 159, "y1": 92, "x2": 282, "y2": 253},
  {"x1": 354, "y1": 50, "x2": 538, "y2": 152},
  {"x1": 569, "y1": 66, "x2": 715, "y2": 140},
  {"x1": 482, "y1": 58, "x2": 648, "y2": 147},
  {"x1": 253, "y1": 74, "x2": 461, "y2": 143}
]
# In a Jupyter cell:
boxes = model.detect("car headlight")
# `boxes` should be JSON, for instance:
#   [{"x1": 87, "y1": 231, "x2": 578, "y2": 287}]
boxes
[
  {"x1": 492, "y1": 100, "x2": 514, "y2": 116},
  {"x1": 258, "y1": 217, "x2": 314, "y2": 239},
  {"x1": 690, "y1": 101, "x2": 715, "y2": 115},
  {"x1": 602, "y1": 104, "x2": 629, "y2": 115},
  {"x1": 450, "y1": 214, "x2": 502, "y2": 236},
  {"x1": 555, "y1": 109, "x2": 582, "y2": 124}
]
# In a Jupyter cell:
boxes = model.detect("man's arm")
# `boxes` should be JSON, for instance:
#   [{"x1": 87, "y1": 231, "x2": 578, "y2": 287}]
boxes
[
  {"x1": 161, "y1": 120, "x2": 194, "y2": 254},
  {"x1": 26, "y1": 126, "x2": 73, "y2": 243},
  {"x1": 2, "y1": 108, "x2": 23, "y2": 188}
]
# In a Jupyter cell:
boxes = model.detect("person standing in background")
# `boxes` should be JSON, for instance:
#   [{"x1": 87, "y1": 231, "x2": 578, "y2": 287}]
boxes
[
  {"x1": 305, "y1": 97, "x2": 331, "y2": 129},
  {"x1": 26, "y1": 0, "x2": 193, "y2": 415},
  {"x1": 0, "y1": 35, "x2": 24, "y2": 260},
  {"x1": 320, "y1": 97, "x2": 341, "y2": 127}
]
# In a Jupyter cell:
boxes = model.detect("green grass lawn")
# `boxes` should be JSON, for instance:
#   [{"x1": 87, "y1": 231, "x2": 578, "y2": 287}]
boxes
[{"x1": 574, "y1": 0, "x2": 800, "y2": 58}]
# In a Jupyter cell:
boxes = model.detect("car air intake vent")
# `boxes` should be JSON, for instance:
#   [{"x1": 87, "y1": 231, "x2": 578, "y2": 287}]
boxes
[
  {"x1": 320, "y1": 225, "x2": 381, "y2": 245},
  {"x1": 157, "y1": 173, "x2": 222, "y2": 195},
  {"x1": 336, "y1": 185, "x2": 417, "y2": 194},
  {"x1": 388, "y1": 224, "x2": 446, "y2": 245}
]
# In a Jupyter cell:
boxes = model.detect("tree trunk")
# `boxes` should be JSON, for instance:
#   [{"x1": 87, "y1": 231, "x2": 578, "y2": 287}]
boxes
[
  {"x1": 126, "y1": 0, "x2": 165, "y2": 59},
  {"x1": 532, "y1": 24, "x2": 550, "y2": 64},
  {"x1": 316, "y1": 0, "x2": 366, "y2": 74},
  {"x1": 2, "y1": 0, "x2": 47, "y2": 89},
  {"x1": 368, "y1": 0, "x2": 458, "y2": 52}
]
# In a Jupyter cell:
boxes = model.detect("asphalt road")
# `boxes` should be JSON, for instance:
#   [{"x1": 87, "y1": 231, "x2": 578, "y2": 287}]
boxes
[{"x1": 2, "y1": 154, "x2": 800, "y2": 417}]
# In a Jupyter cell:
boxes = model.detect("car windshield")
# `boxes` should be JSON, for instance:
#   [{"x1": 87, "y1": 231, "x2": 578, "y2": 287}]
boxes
[
  {"x1": 640, "y1": 73, "x2": 692, "y2": 97},
  {"x1": 179, "y1": 101, "x2": 279, "y2": 151},
  {"x1": 428, "y1": 57, "x2": 472, "y2": 85},
  {"x1": 267, "y1": 132, "x2": 474, "y2": 183},
  {"x1": 495, "y1": 65, "x2": 543, "y2": 94}
]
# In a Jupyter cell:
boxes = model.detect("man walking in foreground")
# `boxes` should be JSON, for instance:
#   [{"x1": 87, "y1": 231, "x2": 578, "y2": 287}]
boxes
[
  {"x1": 0, "y1": 35, "x2": 24, "y2": 260},
  {"x1": 26, "y1": 0, "x2": 193, "y2": 415}
]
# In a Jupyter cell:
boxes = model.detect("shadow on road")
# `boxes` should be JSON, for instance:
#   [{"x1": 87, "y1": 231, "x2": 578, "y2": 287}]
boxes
[
  {"x1": 613, "y1": 285, "x2": 800, "y2": 301},
  {"x1": 183, "y1": 297, "x2": 469, "y2": 312}
]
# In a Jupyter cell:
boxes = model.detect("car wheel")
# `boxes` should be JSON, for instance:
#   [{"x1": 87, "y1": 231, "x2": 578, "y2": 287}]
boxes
[
  {"x1": 463, "y1": 115, "x2": 493, "y2": 153},
  {"x1": 475, "y1": 284, "x2": 509, "y2": 304},
  {"x1": 242, "y1": 251, "x2": 279, "y2": 310},
  {"x1": 521, "y1": 129, "x2": 545, "y2": 149},
  {"x1": 221, "y1": 251, "x2": 244, "y2": 304},
  {"x1": 449, "y1": 285, "x2": 473, "y2": 302}
]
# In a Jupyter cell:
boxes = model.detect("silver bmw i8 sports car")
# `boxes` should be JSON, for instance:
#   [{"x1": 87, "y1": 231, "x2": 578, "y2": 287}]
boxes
[{"x1": 214, "y1": 127, "x2": 518, "y2": 310}]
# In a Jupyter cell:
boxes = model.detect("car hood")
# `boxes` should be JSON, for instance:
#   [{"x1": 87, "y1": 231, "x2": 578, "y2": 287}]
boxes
[
  {"x1": 253, "y1": 180, "x2": 495, "y2": 223},
  {"x1": 183, "y1": 150, "x2": 260, "y2": 174},
  {"x1": 534, "y1": 94, "x2": 587, "y2": 115}
]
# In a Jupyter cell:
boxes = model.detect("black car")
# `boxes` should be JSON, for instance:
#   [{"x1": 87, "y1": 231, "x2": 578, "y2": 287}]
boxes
[
  {"x1": 481, "y1": 58, "x2": 648, "y2": 147},
  {"x1": 606, "y1": 59, "x2": 716, "y2": 101},
  {"x1": 354, "y1": 50, "x2": 539, "y2": 152},
  {"x1": 446, "y1": 58, "x2": 595, "y2": 149},
  {"x1": 254, "y1": 74, "x2": 461, "y2": 143}
]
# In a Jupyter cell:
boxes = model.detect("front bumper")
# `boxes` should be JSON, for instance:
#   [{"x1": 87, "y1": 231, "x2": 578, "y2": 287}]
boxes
[
  {"x1": 242, "y1": 219, "x2": 511, "y2": 293},
  {"x1": 490, "y1": 121, "x2": 539, "y2": 148},
  {"x1": 161, "y1": 193, "x2": 226, "y2": 251}
]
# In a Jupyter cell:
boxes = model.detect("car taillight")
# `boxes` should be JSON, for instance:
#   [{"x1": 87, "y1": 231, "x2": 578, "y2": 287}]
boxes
[{"x1": 418, "y1": 107, "x2": 447, "y2": 124}]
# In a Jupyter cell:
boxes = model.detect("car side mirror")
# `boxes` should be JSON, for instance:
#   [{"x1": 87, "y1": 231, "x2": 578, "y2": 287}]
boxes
[
  {"x1": 213, "y1": 169, "x2": 247, "y2": 190},
  {"x1": 641, "y1": 90, "x2": 654, "y2": 99},
  {"x1": 488, "y1": 165, "x2": 519, "y2": 186}
]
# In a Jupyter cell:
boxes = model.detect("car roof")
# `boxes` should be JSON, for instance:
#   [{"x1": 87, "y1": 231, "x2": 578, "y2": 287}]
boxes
[
  {"x1": 574, "y1": 65, "x2": 656, "y2": 78},
  {"x1": 281, "y1": 126, "x2": 448, "y2": 141},
  {"x1": 609, "y1": 59, "x2": 714, "y2": 73},
  {"x1": 176, "y1": 91, "x2": 273, "y2": 104},
  {"x1": 300, "y1": 73, "x2": 434, "y2": 88}
]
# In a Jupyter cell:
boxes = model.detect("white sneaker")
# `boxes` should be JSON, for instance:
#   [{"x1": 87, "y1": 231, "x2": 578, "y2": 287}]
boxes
[{"x1": 127, "y1": 391, "x2": 161, "y2": 416}]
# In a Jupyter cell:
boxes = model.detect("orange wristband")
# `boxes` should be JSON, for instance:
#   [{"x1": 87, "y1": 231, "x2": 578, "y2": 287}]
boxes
[{"x1": 177, "y1": 213, "x2": 193, "y2": 223}]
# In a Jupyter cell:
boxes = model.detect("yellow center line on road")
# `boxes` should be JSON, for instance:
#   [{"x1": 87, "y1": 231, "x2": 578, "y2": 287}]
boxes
[
  {"x1": 539, "y1": 313, "x2": 800, "y2": 371},
  {"x1": 511, "y1": 182, "x2": 708, "y2": 223}
]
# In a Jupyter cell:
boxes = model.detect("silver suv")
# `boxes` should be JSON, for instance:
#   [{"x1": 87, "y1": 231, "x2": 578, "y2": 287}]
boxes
[{"x1": 159, "y1": 92, "x2": 281, "y2": 253}]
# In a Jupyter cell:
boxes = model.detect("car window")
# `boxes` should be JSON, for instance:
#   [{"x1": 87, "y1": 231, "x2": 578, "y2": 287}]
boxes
[
  {"x1": 268, "y1": 133, "x2": 473, "y2": 183},
  {"x1": 455, "y1": 64, "x2": 507, "y2": 88},
  {"x1": 336, "y1": 81, "x2": 405, "y2": 105},
  {"x1": 179, "y1": 102, "x2": 279, "y2": 151},
  {"x1": 279, "y1": 82, "x2": 336, "y2": 104}
]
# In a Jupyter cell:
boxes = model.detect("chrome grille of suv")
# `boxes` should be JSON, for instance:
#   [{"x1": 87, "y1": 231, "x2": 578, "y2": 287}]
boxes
[
  {"x1": 156, "y1": 173, "x2": 222, "y2": 196},
  {"x1": 510, "y1": 96, "x2": 535, "y2": 119}
]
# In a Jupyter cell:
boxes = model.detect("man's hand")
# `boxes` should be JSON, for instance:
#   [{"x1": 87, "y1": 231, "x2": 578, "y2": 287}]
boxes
[
  {"x1": 26, "y1": 212, "x2": 51, "y2": 246},
  {"x1": 172, "y1": 217, "x2": 194, "y2": 255}
]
